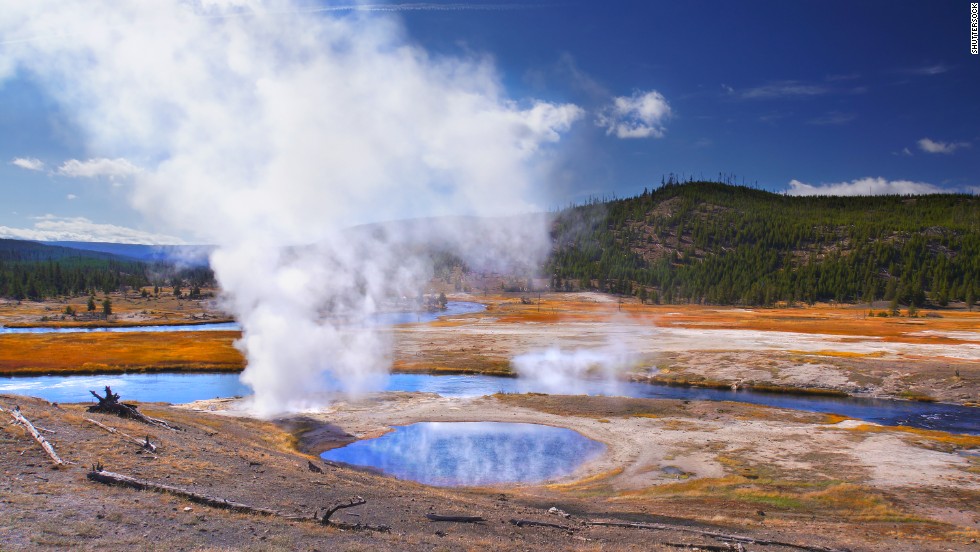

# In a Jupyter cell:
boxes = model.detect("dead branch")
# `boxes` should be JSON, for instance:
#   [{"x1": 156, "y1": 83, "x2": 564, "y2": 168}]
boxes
[
  {"x1": 583, "y1": 521, "x2": 847, "y2": 552},
  {"x1": 84, "y1": 417, "x2": 157, "y2": 452},
  {"x1": 318, "y1": 497, "x2": 390, "y2": 532},
  {"x1": 87, "y1": 386, "x2": 180, "y2": 431},
  {"x1": 5, "y1": 406, "x2": 65, "y2": 466},
  {"x1": 87, "y1": 467, "x2": 390, "y2": 532},
  {"x1": 509, "y1": 518, "x2": 575, "y2": 531},
  {"x1": 87, "y1": 468, "x2": 279, "y2": 516},
  {"x1": 426, "y1": 514, "x2": 486, "y2": 523},
  {"x1": 320, "y1": 496, "x2": 366, "y2": 524}
]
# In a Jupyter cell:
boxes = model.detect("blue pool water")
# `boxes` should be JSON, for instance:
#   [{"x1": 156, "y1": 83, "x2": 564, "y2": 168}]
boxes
[{"x1": 321, "y1": 421, "x2": 606, "y2": 486}]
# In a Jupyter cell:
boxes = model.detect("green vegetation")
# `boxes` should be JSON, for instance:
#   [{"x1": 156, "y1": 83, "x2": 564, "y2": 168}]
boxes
[
  {"x1": 549, "y1": 181, "x2": 979, "y2": 306},
  {"x1": 0, "y1": 239, "x2": 215, "y2": 300}
]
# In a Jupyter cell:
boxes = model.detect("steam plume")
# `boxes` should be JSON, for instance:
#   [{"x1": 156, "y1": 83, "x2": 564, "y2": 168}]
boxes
[
  {"x1": 1, "y1": 1, "x2": 581, "y2": 415},
  {"x1": 512, "y1": 320, "x2": 645, "y2": 395}
]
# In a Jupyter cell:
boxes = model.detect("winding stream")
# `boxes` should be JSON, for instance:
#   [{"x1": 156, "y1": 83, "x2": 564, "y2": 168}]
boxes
[
  {"x1": 1, "y1": 372, "x2": 976, "y2": 435},
  {"x1": 1, "y1": 299, "x2": 976, "y2": 434}
]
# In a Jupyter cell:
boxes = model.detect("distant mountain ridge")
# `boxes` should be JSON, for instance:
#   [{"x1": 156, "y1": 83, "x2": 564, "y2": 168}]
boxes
[
  {"x1": 43, "y1": 241, "x2": 213, "y2": 265},
  {"x1": 0, "y1": 239, "x2": 122, "y2": 263}
]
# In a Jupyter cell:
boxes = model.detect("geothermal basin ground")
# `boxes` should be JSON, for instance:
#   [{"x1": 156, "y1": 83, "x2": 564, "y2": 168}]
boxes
[{"x1": 0, "y1": 292, "x2": 978, "y2": 550}]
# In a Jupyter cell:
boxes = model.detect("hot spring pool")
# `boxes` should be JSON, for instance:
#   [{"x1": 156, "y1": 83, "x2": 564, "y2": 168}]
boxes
[{"x1": 320, "y1": 421, "x2": 605, "y2": 486}]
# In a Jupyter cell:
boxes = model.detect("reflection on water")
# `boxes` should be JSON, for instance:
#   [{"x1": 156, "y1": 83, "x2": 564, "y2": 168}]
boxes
[
  {"x1": 1, "y1": 371, "x2": 976, "y2": 435},
  {"x1": 0, "y1": 322, "x2": 242, "y2": 334},
  {"x1": 321, "y1": 422, "x2": 605, "y2": 486},
  {"x1": 0, "y1": 373, "x2": 252, "y2": 405}
]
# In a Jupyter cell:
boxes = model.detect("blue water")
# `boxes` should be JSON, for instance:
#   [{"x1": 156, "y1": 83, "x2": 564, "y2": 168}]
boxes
[
  {"x1": 1, "y1": 372, "x2": 976, "y2": 435},
  {"x1": 321, "y1": 421, "x2": 605, "y2": 486},
  {"x1": 0, "y1": 373, "x2": 252, "y2": 405},
  {"x1": 0, "y1": 301, "x2": 486, "y2": 334},
  {"x1": 0, "y1": 321, "x2": 242, "y2": 334}
]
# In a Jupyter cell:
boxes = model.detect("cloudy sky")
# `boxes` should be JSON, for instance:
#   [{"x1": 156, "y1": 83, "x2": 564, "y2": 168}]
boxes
[{"x1": 1, "y1": 0, "x2": 977, "y2": 244}]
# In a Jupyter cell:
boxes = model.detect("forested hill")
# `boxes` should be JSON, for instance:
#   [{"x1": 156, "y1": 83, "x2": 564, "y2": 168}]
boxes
[
  {"x1": 548, "y1": 181, "x2": 979, "y2": 307},
  {"x1": 0, "y1": 239, "x2": 214, "y2": 300}
]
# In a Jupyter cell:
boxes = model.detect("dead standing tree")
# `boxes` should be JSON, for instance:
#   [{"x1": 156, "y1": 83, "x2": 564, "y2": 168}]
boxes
[{"x1": 88, "y1": 386, "x2": 180, "y2": 431}]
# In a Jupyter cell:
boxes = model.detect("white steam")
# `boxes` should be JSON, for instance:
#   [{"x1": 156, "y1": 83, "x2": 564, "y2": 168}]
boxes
[
  {"x1": 512, "y1": 328, "x2": 640, "y2": 396},
  {"x1": 1, "y1": 1, "x2": 581, "y2": 415}
]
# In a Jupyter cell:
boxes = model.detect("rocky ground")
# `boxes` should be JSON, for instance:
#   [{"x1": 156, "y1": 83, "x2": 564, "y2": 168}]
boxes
[{"x1": 2, "y1": 392, "x2": 978, "y2": 551}]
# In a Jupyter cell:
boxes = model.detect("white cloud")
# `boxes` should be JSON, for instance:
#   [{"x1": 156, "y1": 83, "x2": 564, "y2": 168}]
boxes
[
  {"x1": 900, "y1": 63, "x2": 950, "y2": 76},
  {"x1": 785, "y1": 177, "x2": 944, "y2": 196},
  {"x1": 739, "y1": 81, "x2": 828, "y2": 99},
  {"x1": 66, "y1": 193, "x2": 77, "y2": 200},
  {"x1": 807, "y1": 111, "x2": 856, "y2": 126},
  {"x1": 57, "y1": 157, "x2": 142, "y2": 179},
  {"x1": 917, "y1": 138, "x2": 970, "y2": 154},
  {"x1": 596, "y1": 90, "x2": 671, "y2": 139},
  {"x1": 10, "y1": 157, "x2": 45, "y2": 171},
  {"x1": 0, "y1": 215, "x2": 185, "y2": 244}
]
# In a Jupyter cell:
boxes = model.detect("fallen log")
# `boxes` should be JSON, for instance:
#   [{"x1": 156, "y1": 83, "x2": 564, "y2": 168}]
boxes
[
  {"x1": 87, "y1": 386, "x2": 179, "y2": 431},
  {"x1": 583, "y1": 521, "x2": 848, "y2": 552},
  {"x1": 4, "y1": 406, "x2": 65, "y2": 466},
  {"x1": 426, "y1": 514, "x2": 486, "y2": 523},
  {"x1": 87, "y1": 468, "x2": 279, "y2": 516},
  {"x1": 88, "y1": 468, "x2": 389, "y2": 532},
  {"x1": 509, "y1": 518, "x2": 575, "y2": 531},
  {"x1": 84, "y1": 417, "x2": 157, "y2": 452}
]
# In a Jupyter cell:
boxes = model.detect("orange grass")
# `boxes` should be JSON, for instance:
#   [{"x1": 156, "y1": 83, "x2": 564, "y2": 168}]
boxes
[
  {"x1": 472, "y1": 293, "x2": 980, "y2": 346},
  {"x1": 844, "y1": 423, "x2": 980, "y2": 448},
  {"x1": 0, "y1": 331, "x2": 244, "y2": 375}
]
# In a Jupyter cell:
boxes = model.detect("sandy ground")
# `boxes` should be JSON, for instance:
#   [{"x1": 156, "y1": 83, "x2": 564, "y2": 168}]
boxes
[{"x1": 1, "y1": 292, "x2": 978, "y2": 549}]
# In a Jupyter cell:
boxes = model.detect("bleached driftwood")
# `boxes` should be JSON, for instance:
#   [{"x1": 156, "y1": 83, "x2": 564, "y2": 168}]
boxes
[
  {"x1": 3, "y1": 406, "x2": 65, "y2": 466},
  {"x1": 87, "y1": 468, "x2": 279, "y2": 515},
  {"x1": 88, "y1": 467, "x2": 390, "y2": 532},
  {"x1": 84, "y1": 417, "x2": 157, "y2": 452}
]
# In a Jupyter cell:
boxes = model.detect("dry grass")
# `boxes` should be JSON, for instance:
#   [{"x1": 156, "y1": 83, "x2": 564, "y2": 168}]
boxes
[
  {"x1": 843, "y1": 423, "x2": 980, "y2": 449},
  {"x1": 0, "y1": 331, "x2": 243, "y2": 375},
  {"x1": 626, "y1": 473, "x2": 920, "y2": 522},
  {"x1": 546, "y1": 467, "x2": 624, "y2": 494},
  {"x1": 0, "y1": 288, "x2": 226, "y2": 327},
  {"x1": 474, "y1": 293, "x2": 980, "y2": 346}
]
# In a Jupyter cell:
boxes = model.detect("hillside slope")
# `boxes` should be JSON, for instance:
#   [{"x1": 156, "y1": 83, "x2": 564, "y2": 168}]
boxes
[{"x1": 549, "y1": 181, "x2": 979, "y2": 307}]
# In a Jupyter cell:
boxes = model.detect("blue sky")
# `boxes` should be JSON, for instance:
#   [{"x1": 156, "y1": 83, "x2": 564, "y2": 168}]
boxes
[{"x1": 1, "y1": 0, "x2": 977, "y2": 243}]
